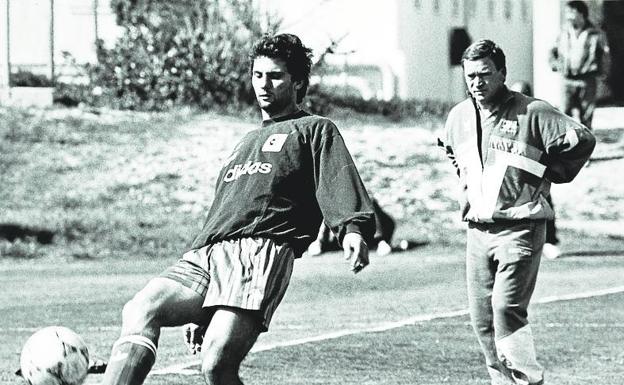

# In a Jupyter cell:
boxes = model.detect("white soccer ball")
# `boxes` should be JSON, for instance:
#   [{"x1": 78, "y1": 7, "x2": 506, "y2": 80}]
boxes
[{"x1": 20, "y1": 326, "x2": 90, "y2": 385}]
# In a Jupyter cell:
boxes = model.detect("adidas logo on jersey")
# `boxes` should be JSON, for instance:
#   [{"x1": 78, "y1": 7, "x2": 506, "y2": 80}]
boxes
[{"x1": 223, "y1": 161, "x2": 272, "y2": 182}]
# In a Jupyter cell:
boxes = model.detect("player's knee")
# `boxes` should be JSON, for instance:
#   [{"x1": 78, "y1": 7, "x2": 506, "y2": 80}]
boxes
[
  {"x1": 491, "y1": 297, "x2": 527, "y2": 327},
  {"x1": 200, "y1": 350, "x2": 239, "y2": 383},
  {"x1": 121, "y1": 282, "x2": 168, "y2": 330}
]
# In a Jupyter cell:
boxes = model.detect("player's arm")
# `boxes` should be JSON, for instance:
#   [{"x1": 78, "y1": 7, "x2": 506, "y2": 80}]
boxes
[
  {"x1": 538, "y1": 103, "x2": 596, "y2": 183},
  {"x1": 310, "y1": 120, "x2": 375, "y2": 271}
]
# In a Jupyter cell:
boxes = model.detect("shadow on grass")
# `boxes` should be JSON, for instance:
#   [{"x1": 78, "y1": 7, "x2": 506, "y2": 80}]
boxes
[
  {"x1": 560, "y1": 250, "x2": 624, "y2": 257},
  {"x1": 0, "y1": 223, "x2": 55, "y2": 244}
]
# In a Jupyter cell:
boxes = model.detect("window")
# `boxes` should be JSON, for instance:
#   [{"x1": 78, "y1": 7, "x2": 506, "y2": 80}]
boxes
[
  {"x1": 414, "y1": 0, "x2": 421, "y2": 9},
  {"x1": 504, "y1": 0, "x2": 512, "y2": 20},
  {"x1": 433, "y1": 0, "x2": 440, "y2": 14},
  {"x1": 466, "y1": 0, "x2": 477, "y2": 17},
  {"x1": 487, "y1": 0, "x2": 495, "y2": 19},
  {"x1": 520, "y1": 0, "x2": 529, "y2": 21},
  {"x1": 452, "y1": 0, "x2": 460, "y2": 17}
]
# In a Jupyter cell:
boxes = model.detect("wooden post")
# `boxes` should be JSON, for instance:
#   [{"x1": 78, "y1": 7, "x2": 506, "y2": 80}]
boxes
[
  {"x1": 94, "y1": 0, "x2": 99, "y2": 42},
  {"x1": 49, "y1": 0, "x2": 54, "y2": 84},
  {"x1": 0, "y1": 0, "x2": 10, "y2": 103}
]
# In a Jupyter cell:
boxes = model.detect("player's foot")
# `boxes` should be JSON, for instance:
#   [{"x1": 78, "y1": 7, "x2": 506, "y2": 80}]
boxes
[
  {"x1": 307, "y1": 240, "x2": 324, "y2": 256},
  {"x1": 15, "y1": 359, "x2": 108, "y2": 377},
  {"x1": 376, "y1": 240, "x2": 392, "y2": 256},
  {"x1": 542, "y1": 243, "x2": 561, "y2": 259},
  {"x1": 88, "y1": 358, "x2": 108, "y2": 373}
]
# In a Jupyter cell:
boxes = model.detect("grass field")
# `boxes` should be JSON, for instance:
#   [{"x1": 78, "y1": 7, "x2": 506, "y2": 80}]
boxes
[
  {"x1": 1, "y1": 105, "x2": 623, "y2": 385},
  {"x1": 1, "y1": 236, "x2": 623, "y2": 385}
]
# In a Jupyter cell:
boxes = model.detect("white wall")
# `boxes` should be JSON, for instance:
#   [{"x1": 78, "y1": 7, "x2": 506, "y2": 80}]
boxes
[
  {"x1": 260, "y1": 0, "x2": 534, "y2": 103},
  {"x1": 0, "y1": 0, "x2": 9, "y2": 101},
  {"x1": 8, "y1": 0, "x2": 51, "y2": 74},
  {"x1": 532, "y1": 0, "x2": 561, "y2": 106},
  {"x1": 6, "y1": 0, "x2": 119, "y2": 76},
  {"x1": 458, "y1": 0, "x2": 533, "y2": 100}
]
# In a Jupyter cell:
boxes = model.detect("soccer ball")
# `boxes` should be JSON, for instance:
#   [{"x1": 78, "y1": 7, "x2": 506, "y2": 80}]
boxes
[{"x1": 20, "y1": 326, "x2": 90, "y2": 385}]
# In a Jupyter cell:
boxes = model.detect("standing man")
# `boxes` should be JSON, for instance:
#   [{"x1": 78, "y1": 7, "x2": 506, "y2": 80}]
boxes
[
  {"x1": 549, "y1": 0, "x2": 610, "y2": 130},
  {"x1": 442, "y1": 39, "x2": 595, "y2": 385},
  {"x1": 101, "y1": 33, "x2": 375, "y2": 385}
]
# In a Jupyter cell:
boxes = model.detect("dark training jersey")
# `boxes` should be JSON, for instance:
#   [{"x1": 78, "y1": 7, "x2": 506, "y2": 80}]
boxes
[{"x1": 191, "y1": 110, "x2": 375, "y2": 256}]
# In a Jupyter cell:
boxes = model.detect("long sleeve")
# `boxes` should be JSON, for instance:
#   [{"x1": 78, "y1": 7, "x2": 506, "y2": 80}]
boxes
[
  {"x1": 537, "y1": 103, "x2": 596, "y2": 183},
  {"x1": 311, "y1": 122, "x2": 375, "y2": 244}
]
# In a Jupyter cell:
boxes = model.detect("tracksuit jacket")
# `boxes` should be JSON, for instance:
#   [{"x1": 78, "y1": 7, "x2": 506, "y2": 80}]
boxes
[
  {"x1": 191, "y1": 110, "x2": 375, "y2": 256},
  {"x1": 550, "y1": 23, "x2": 610, "y2": 79},
  {"x1": 442, "y1": 88, "x2": 596, "y2": 223}
]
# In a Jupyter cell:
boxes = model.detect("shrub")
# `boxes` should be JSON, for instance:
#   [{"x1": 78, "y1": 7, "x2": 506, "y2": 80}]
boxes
[
  {"x1": 10, "y1": 70, "x2": 53, "y2": 87},
  {"x1": 88, "y1": 0, "x2": 279, "y2": 111},
  {"x1": 306, "y1": 85, "x2": 453, "y2": 122}
]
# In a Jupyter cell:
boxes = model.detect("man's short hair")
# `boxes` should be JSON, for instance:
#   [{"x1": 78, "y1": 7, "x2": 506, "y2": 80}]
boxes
[
  {"x1": 461, "y1": 39, "x2": 506, "y2": 73},
  {"x1": 566, "y1": 0, "x2": 589, "y2": 20},
  {"x1": 250, "y1": 33, "x2": 313, "y2": 104}
]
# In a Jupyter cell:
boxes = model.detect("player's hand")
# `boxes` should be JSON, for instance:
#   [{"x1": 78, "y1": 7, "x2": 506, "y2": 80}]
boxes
[
  {"x1": 184, "y1": 323, "x2": 207, "y2": 355},
  {"x1": 342, "y1": 232, "x2": 369, "y2": 274}
]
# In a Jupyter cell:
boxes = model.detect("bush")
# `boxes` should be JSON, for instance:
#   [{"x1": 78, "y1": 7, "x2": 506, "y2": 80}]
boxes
[
  {"x1": 88, "y1": 0, "x2": 279, "y2": 111},
  {"x1": 306, "y1": 85, "x2": 453, "y2": 122},
  {"x1": 10, "y1": 70, "x2": 53, "y2": 87}
]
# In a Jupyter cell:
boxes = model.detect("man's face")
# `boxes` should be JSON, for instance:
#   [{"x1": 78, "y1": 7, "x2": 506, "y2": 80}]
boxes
[
  {"x1": 463, "y1": 57, "x2": 506, "y2": 108},
  {"x1": 251, "y1": 56, "x2": 301, "y2": 118},
  {"x1": 565, "y1": 7, "x2": 585, "y2": 29}
]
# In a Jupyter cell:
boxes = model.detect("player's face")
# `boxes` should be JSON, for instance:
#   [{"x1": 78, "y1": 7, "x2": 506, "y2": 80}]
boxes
[
  {"x1": 252, "y1": 56, "x2": 302, "y2": 119},
  {"x1": 463, "y1": 57, "x2": 506, "y2": 109},
  {"x1": 565, "y1": 7, "x2": 585, "y2": 29}
]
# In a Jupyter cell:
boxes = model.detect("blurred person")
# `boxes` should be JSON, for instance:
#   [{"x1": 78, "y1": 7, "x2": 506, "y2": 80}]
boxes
[
  {"x1": 308, "y1": 198, "x2": 395, "y2": 256},
  {"x1": 549, "y1": 0, "x2": 610, "y2": 130},
  {"x1": 509, "y1": 81, "x2": 560, "y2": 259},
  {"x1": 100, "y1": 33, "x2": 375, "y2": 385},
  {"x1": 441, "y1": 39, "x2": 595, "y2": 385}
]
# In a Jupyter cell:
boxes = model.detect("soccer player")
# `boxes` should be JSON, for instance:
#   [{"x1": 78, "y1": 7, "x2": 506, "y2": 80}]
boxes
[
  {"x1": 101, "y1": 33, "x2": 375, "y2": 385},
  {"x1": 442, "y1": 39, "x2": 595, "y2": 385}
]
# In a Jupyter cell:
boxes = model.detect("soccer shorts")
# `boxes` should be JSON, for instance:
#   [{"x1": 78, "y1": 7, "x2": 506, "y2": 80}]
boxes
[{"x1": 161, "y1": 237, "x2": 295, "y2": 331}]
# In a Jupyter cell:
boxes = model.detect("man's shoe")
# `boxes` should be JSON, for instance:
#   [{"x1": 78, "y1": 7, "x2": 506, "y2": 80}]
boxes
[
  {"x1": 376, "y1": 240, "x2": 392, "y2": 256},
  {"x1": 542, "y1": 243, "x2": 561, "y2": 259},
  {"x1": 307, "y1": 240, "x2": 324, "y2": 256}
]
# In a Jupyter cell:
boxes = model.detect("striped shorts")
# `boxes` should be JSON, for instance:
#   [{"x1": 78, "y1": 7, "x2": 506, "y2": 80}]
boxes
[{"x1": 161, "y1": 237, "x2": 295, "y2": 331}]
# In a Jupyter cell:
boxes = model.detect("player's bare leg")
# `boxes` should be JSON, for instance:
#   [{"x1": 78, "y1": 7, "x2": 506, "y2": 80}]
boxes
[
  {"x1": 200, "y1": 307, "x2": 261, "y2": 385},
  {"x1": 102, "y1": 277, "x2": 208, "y2": 385}
]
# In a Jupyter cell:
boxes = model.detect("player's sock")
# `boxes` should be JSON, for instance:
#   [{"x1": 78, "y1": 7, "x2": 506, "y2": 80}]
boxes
[{"x1": 101, "y1": 335, "x2": 157, "y2": 385}]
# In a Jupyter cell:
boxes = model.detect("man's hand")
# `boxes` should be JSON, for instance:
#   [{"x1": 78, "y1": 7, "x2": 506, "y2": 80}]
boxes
[
  {"x1": 342, "y1": 232, "x2": 369, "y2": 274},
  {"x1": 184, "y1": 323, "x2": 207, "y2": 355}
]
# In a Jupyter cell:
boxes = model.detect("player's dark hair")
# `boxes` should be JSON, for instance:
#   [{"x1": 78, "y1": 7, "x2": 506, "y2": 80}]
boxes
[
  {"x1": 566, "y1": 0, "x2": 589, "y2": 20},
  {"x1": 461, "y1": 39, "x2": 506, "y2": 74},
  {"x1": 250, "y1": 33, "x2": 313, "y2": 104}
]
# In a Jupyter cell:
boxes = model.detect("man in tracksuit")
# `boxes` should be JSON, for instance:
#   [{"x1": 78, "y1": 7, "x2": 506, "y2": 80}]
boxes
[
  {"x1": 549, "y1": 0, "x2": 610, "y2": 131},
  {"x1": 442, "y1": 39, "x2": 595, "y2": 385}
]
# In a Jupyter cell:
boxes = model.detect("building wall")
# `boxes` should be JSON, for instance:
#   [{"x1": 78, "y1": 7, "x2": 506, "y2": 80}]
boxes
[
  {"x1": 261, "y1": 0, "x2": 533, "y2": 103},
  {"x1": 5, "y1": 0, "x2": 118, "y2": 78},
  {"x1": 4, "y1": 0, "x2": 535, "y2": 104}
]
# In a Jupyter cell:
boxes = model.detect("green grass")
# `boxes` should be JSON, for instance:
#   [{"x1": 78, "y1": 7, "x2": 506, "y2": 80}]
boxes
[{"x1": 2, "y1": 240, "x2": 623, "y2": 385}]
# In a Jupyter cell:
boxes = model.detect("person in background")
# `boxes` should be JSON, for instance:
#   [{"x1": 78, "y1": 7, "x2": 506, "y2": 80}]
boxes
[
  {"x1": 100, "y1": 33, "x2": 375, "y2": 385},
  {"x1": 442, "y1": 39, "x2": 595, "y2": 385},
  {"x1": 509, "y1": 81, "x2": 561, "y2": 259},
  {"x1": 549, "y1": 0, "x2": 610, "y2": 130}
]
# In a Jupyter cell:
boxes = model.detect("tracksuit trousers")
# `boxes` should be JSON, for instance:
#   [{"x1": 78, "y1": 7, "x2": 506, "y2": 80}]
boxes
[{"x1": 466, "y1": 220, "x2": 546, "y2": 385}]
